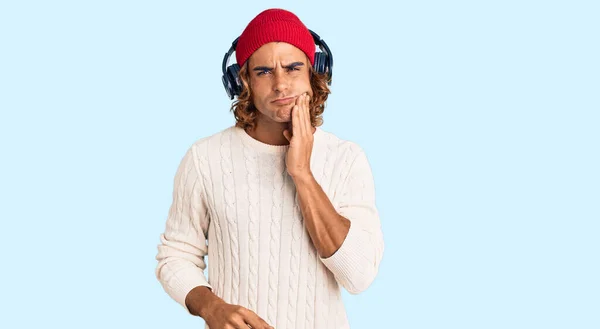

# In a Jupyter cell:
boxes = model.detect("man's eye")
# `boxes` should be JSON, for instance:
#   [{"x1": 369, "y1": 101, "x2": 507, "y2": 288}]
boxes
[{"x1": 257, "y1": 70, "x2": 269, "y2": 76}]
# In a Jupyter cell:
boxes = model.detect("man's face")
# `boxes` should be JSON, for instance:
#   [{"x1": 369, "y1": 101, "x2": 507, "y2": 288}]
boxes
[{"x1": 247, "y1": 42, "x2": 313, "y2": 124}]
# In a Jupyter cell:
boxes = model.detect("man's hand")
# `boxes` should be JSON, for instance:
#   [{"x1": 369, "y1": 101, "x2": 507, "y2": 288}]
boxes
[
  {"x1": 283, "y1": 92, "x2": 314, "y2": 179},
  {"x1": 186, "y1": 286, "x2": 273, "y2": 328},
  {"x1": 203, "y1": 301, "x2": 274, "y2": 329}
]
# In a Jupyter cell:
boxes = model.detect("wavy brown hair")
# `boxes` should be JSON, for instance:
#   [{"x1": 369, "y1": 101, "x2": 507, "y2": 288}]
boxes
[{"x1": 230, "y1": 60, "x2": 331, "y2": 131}]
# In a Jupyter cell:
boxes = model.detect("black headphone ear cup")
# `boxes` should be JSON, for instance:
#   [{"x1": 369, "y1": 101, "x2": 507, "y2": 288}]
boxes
[
  {"x1": 314, "y1": 52, "x2": 327, "y2": 75},
  {"x1": 313, "y1": 53, "x2": 320, "y2": 74},
  {"x1": 225, "y1": 64, "x2": 241, "y2": 98},
  {"x1": 222, "y1": 73, "x2": 233, "y2": 100},
  {"x1": 230, "y1": 64, "x2": 241, "y2": 96}
]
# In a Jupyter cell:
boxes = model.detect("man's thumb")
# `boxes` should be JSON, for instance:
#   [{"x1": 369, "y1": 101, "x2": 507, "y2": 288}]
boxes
[{"x1": 283, "y1": 129, "x2": 291, "y2": 141}]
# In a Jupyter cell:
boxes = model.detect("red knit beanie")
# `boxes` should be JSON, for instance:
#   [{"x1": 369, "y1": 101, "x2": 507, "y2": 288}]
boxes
[{"x1": 235, "y1": 8, "x2": 315, "y2": 68}]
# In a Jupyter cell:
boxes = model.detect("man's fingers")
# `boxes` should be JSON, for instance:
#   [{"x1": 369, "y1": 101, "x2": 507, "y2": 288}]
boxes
[
  {"x1": 243, "y1": 310, "x2": 273, "y2": 329},
  {"x1": 292, "y1": 104, "x2": 300, "y2": 135},
  {"x1": 296, "y1": 95, "x2": 304, "y2": 135},
  {"x1": 304, "y1": 93, "x2": 311, "y2": 125},
  {"x1": 302, "y1": 93, "x2": 310, "y2": 135}
]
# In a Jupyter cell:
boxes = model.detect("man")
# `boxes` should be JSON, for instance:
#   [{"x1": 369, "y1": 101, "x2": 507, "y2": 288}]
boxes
[{"x1": 155, "y1": 8, "x2": 384, "y2": 329}]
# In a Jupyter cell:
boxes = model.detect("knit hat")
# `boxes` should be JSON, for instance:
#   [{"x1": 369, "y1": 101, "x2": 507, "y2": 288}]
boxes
[{"x1": 235, "y1": 8, "x2": 315, "y2": 68}]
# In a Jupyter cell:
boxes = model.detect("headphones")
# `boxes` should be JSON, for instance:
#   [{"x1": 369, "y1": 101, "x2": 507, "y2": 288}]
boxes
[{"x1": 221, "y1": 29, "x2": 334, "y2": 100}]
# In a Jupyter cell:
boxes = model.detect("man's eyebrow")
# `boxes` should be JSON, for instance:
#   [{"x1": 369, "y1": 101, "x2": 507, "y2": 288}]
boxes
[
  {"x1": 284, "y1": 62, "x2": 305, "y2": 69},
  {"x1": 252, "y1": 62, "x2": 305, "y2": 71}
]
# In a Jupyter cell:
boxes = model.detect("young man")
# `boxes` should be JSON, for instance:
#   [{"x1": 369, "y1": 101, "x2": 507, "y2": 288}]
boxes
[{"x1": 155, "y1": 8, "x2": 384, "y2": 329}]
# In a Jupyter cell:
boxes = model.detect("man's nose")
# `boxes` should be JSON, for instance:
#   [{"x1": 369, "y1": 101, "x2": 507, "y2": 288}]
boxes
[{"x1": 273, "y1": 69, "x2": 290, "y2": 92}]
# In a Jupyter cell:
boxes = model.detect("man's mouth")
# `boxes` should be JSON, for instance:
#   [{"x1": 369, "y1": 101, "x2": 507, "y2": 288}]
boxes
[{"x1": 271, "y1": 96, "x2": 296, "y2": 104}]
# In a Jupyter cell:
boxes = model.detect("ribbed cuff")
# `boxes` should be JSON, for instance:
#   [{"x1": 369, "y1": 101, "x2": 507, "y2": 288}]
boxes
[
  {"x1": 319, "y1": 220, "x2": 370, "y2": 289},
  {"x1": 168, "y1": 268, "x2": 213, "y2": 315}
]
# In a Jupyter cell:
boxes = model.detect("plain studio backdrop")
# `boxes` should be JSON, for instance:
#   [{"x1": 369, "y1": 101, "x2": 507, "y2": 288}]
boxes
[{"x1": 0, "y1": 1, "x2": 598, "y2": 328}]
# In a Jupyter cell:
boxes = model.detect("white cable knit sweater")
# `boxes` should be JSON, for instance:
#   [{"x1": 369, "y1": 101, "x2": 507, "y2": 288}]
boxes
[{"x1": 155, "y1": 125, "x2": 384, "y2": 329}]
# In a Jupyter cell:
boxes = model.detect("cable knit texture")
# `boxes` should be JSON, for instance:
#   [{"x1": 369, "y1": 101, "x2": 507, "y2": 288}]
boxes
[{"x1": 155, "y1": 125, "x2": 384, "y2": 329}]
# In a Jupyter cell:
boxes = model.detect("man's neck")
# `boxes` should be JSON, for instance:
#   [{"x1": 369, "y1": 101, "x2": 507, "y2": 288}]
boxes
[{"x1": 245, "y1": 118, "x2": 290, "y2": 146}]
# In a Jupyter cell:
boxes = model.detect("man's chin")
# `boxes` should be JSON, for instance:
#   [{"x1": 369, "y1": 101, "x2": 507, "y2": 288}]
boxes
[{"x1": 277, "y1": 108, "x2": 293, "y2": 122}]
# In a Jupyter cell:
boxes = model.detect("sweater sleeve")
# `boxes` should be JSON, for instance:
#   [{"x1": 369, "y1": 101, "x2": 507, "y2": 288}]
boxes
[
  {"x1": 319, "y1": 148, "x2": 385, "y2": 295},
  {"x1": 155, "y1": 145, "x2": 212, "y2": 314}
]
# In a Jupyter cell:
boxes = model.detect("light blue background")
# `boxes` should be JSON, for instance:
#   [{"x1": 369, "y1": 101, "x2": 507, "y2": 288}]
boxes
[{"x1": 1, "y1": 1, "x2": 598, "y2": 328}]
